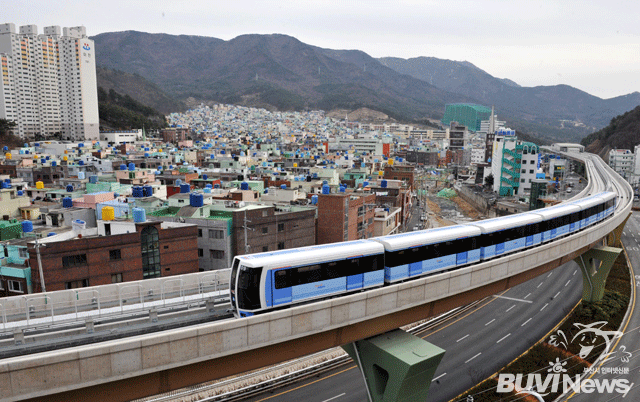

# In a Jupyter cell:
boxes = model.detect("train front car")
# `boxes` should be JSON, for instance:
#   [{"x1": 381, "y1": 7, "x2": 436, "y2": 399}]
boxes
[
  {"x1": 469, "y1": 214, "x2": 542, "y2": 260},
  {"x1": 230, "y1": 240, "x2": 386, "y2": 318},
  {"x1": 374, "y1": 225, "x2": 482, "y2": 284}
]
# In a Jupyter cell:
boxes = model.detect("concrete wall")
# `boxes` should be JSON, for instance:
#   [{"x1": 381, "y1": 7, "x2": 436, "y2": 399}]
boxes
[{"x1": 0, "y1": 201, "x2": 629, "y2": 402}]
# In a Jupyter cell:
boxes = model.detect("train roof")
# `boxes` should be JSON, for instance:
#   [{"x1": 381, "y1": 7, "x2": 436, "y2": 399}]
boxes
[
  {"x1": 374, "y1": 225, "x2": 482, "y2": 251},
  {"x1": 530, "y1": 203, "x2": 581, "y2": 219},
  {"x1": 567, "y1": 192, "x2": 614, "y2": 208},
  {"x1": 235, "y1": 239, "x2": 384, "y2": 269},
  {"x1": 468, "y1": 213, "x2": 542, "y2": 233}
]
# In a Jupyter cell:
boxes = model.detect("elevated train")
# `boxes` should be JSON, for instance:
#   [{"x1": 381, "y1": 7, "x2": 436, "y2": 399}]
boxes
[{"x1": 230, "y1": 191, "x2": 616, "y2": 317}]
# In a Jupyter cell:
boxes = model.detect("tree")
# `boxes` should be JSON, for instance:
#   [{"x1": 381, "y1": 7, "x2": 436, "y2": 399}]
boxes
[{"x1": 0, "y1": 119, "x2": 17, "y2": 136}]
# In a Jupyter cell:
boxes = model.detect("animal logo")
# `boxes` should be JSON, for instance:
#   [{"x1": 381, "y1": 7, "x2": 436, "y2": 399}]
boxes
[{"x1": 549, "y1": 321, "x2": 623, "y2": 359}]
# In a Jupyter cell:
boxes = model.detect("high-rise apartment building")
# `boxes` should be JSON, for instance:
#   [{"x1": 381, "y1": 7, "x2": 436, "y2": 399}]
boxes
[{"x1": 0, "y1": 23, "x2": 99, "y2": 141}]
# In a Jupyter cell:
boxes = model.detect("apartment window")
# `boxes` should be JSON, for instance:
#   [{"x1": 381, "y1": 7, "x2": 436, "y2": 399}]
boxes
[
  {"x1": 209, "y1": 229, "x2": 224, "y2": 239},
  {"x1": 210, "y1": 250, "x2": 225, "y2": 259},
  {"x1": 111, "y1": 273, "x2": 123, "y2": 283},
  {"x1": 8, "y1": 280, "x2": 23, "y2": 293},
  {"x1": 262, "y1": 227, "x2": 268, "y2": 234},
  {"x1": 18, "y1": 248, "x2": 28, "y2": 259},
  {"x1": 65, "y1": 279, "x2": 89, "y2": 289},
  {"x1": 62, "y1": 253, "x2": 87, "y2": 267},
  {"x1": 198, "y1": 248, "x2": 204, "y2": 257},
  {"x1": 262, "y1": 210, "x2": 268, "y2": 217},
  {"x1": 278, "y1": 242, "x2": 285, "y2": 250},
  {"x1": 198, "y1": 228, "x2": 202, "y2": 237},
  {"x1": 109, "y1": 249, "x2": 121, "y2": 260},
  {"x1": 529, "y1": 170, "x2": 534, "y2": 174},
  {"x1": 521, "y1": 179, "x2": 525, "y2": 183},
  {"x1": 262, "y1": 246, "x2": 269, "y2": 252},
  {"x1": 278, "y1": 223, "x2": 285, "y2": 232}
]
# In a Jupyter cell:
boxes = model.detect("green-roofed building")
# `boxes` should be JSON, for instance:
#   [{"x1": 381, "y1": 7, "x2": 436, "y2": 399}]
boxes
[{"x1": 442, "y1": 103, "x2": 492, "y2": 132}]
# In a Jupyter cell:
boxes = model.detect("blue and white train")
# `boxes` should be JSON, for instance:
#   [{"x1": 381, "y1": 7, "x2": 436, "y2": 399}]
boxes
[{"x1": 230, "y1": 191, "x2": 616, "y2": 317}]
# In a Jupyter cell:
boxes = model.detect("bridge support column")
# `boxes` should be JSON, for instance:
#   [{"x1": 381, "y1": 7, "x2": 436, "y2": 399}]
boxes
[
  {"x1": 342, "y1": 328, "x2": 445, "y2": 402},
  {"x1": 607, "y1": 212, "x2": 631, "y2": 248},
  {"x1": 575, "y1": 245, "x2": 622, "y2": 302}
]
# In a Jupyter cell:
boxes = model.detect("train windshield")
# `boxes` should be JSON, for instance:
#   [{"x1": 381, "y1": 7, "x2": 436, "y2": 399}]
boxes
[{"x1": 237, "y1": 265, "x2": 262, "y2": 311}]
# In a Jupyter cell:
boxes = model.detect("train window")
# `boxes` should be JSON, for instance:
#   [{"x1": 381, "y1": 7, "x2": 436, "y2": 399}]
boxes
[
  {"x1": 237, "y1": 266, "x2": 262, "y2": 310},
  {"x1": 274, "y1": 269, "x2": 291, "y2": 289},
  {"x1": 387, "y1": 250, "x2": 406, "y2": 267},
  {"x1": 296, "y1": 264, "x2": 323, "y2": 285},
  {"x1": 323, "y1": 261, "x2": 342, "y2": 279},
  {"x1": 347, "y1": 258, "x2": 361, "y2": 276}
]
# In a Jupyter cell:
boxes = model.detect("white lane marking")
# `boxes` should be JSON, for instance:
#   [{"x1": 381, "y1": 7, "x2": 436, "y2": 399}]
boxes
[
  {"x1": 465, "y1": 353, "x2": 481, "y2": 364},
  {"x1": 322, "y1": 393, "x2": 346, "y2": 402},
  {"x1": 432, "y1": 373, "x2": 447, "y2": 381},
  {"x1": 541, "y1": 303, "x2": 549, "y2": 311},
  {"x1": 524, "y1": 293, "x2": 531, "y2": 299},
  {"x1": 485, "y1": 319, "x2": 495, "y2": 326},
  {"x1": 506, "y1": 305, "x2": 516, "y2": 312},
  {"x1": 547, "y1": 272, "x2": 553, "y2": 278},
  {"x1": 494, "y1": 295, "x2": 533, "y2": 304},
  {"x1": 497, "y1": 333, "x2": 511, "y2": 343},
  {"x1": 565, "y1": 280, "x2": 571, "y2": 287},
  {"x1": 573, "y1": 270, "x2": 577, "y2": 276},
  {"x1": 457, "y1": 334, "x2": 469, "y2": 342},
  {"x1": 554, "y1": 291, "x2": 561, "y2": 298},
  {"x1": 537, "y1": 282, "x2": 544, "y2": 288},
  {"x1": 521, "y1": 318, "x2": 533, "y2": 326}
]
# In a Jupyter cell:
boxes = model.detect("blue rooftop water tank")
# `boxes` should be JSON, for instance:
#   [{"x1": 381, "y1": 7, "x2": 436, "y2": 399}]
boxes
[
  {"x1": 363, "y1": 181, "x2": 369, "y2": 187},
  {"x1": 21, "y1": 220, "x2": 33, "y2": 233},
  {"x1": 241, "y1": 182, "x2": 249, "y2": 190},
  {"x1": 381, "y1": 180, "x2": 388, "y2": 188},
  {"x1": 17, "y1": 190, "x2": 23, "y2": 196},
  {"x1": 202, "y1": 174, "x2": 208, "y2": 181},
  {"x1": 89, "y1": 175, "x2": 98, "y2": 184},
  {"x1": 143, "y1": 185, "x2": 153, "y2": 197},
  {"x1": 78, "y1": 171, "x2": 85, "y2": 180},
  {"x1": 180, "y1": 183, "x2": 191, "y2": 193},
  {"x1": 322, "y1": 184, "x2": 330, "y2": 195},
  {"x1": 175, "y1": 179, "x2": 182, "y2": 186},
  {"x1": 214, "y1": 184, "x2": 220, "y2": 189},
  {"x1": 128, "y1": 163, "x2": 135, "y2": 171},
  {"x1": 41, "y1": 158, "x2": 46, "y2": 164},
  {"x1": 66, "y1": 184, "x2": 74, "y2": 192},
  {"x1": 190, "y1": 192, "x2": 204, "y2": 207},
  {"x1": 78, "y1": 160, "x2": 84, "y2": 166},
  {"x1": 132, "y1": 208, "x2": 146, "y2": 223},
  {"x1": 120, "y1": 164, "x2": 127, "y2": 170},
  {"x1": 311, "y1": 195, "x2": 318, "y2": 205},
  {"x1": 48, "y1": 232, "x2": 56, "y2": 237},
  {"x1": 63, "y1": 197, "x2": 73, "y2": 208}
]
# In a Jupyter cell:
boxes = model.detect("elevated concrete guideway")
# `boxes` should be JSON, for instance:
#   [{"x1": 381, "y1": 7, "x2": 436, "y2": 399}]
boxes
[{"x1": 1, "y1": 153, "x2": 633, "y2": 402}]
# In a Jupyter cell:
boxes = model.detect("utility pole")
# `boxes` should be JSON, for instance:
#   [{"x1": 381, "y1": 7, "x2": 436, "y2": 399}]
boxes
[{"x1": 242, "y1": 210, "x2": 253, "y2": 254}]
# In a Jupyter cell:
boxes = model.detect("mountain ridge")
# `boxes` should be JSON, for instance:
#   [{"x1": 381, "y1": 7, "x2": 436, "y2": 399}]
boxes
[{"x1": 91, "y1": 31, "x2": 640, "y2": 142}]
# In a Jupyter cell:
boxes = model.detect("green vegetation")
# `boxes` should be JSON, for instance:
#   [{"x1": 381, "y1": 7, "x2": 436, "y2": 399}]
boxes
[
  {"x1": 0, "y1": 119, "x2": 23, "y2": 148},
  {"x1": 581, "y1": 106, "x2": 640, "y2": 156},
  {"x1": 98, "y1": 87, "x2": 168, "y2": 131}
]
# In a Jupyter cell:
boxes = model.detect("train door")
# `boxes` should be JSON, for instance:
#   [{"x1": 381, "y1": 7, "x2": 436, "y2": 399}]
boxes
[
  {"x1": 272, "y1": 268, "x2": 293, "y2": 306},
  {"x1": 347, "y1": 258, "x2": 364, "y2": 290}
]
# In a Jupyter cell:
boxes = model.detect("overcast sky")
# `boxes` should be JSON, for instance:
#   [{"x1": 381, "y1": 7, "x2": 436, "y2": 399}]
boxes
[{"x1": 7, "y1": 0, "x2": 639, "y2": 99}]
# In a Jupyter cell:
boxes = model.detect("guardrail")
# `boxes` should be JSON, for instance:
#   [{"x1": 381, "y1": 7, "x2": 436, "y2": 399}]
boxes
[{"x1": 0, "y1": 270, "x2": 230, "y2": 333}]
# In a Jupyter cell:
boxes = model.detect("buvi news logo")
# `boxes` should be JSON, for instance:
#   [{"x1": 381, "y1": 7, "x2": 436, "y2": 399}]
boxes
[{"x1": 497, "y1": 321, "x2": 633, "y2": 398}]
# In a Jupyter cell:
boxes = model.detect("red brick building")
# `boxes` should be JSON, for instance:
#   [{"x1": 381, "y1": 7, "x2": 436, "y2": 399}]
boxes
[
  {"x1": 29, "y1": 220, "x2": 198, "y2": 292},
  {"x1": 317, "y1": 192, "x2": 376, "y2": 244}
]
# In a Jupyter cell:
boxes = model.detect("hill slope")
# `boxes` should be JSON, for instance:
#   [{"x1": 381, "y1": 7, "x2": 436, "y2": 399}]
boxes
[
  {"x1": 580, "y1": 106, "x2": 640, "y2": 159},
  {"x1": 97, "y1": 87, "x2": 168, "y2": 131},
  {"x1": 96, "y1": 66, "x2": 185, "y2": 114},
  {"x1": 93, "y1": 31, "x2": 468, "y2": 123}
]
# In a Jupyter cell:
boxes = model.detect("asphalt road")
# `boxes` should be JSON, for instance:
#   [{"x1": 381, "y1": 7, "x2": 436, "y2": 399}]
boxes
[
  {"x1": 243, "y1": 260, "x2": 583, "y2": 402},
  {"x1": 563, "y1": 210, "x2": 640, "y2": 401}
]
